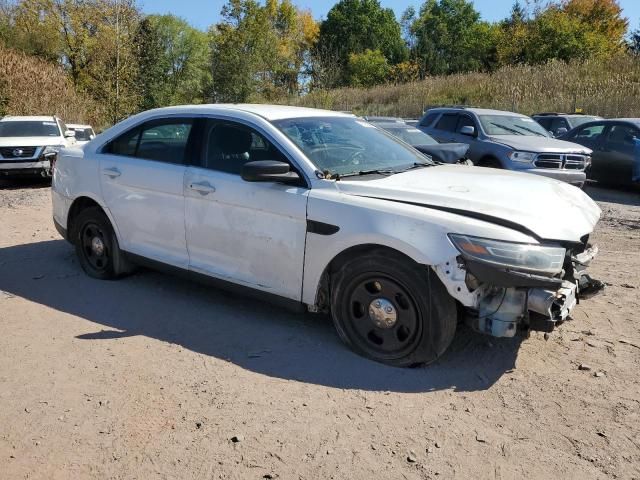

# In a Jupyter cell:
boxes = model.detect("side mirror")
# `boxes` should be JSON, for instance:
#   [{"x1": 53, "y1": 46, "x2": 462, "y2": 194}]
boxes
[
  {"x1": 241, "y1": 160, "x2": 300, "y2": 184},
  {"x1": 460, "y1": 125, "x2": 475, "y2": 136},
  {"x1": 64, "y1": 130, "x2": 76, "y2": 138}
]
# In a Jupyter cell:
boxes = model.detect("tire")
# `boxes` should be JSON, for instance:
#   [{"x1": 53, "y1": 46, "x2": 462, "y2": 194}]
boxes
[
  {"x1": 330, "y1": 250, "x2": 457, "y2": 367},
  {"x1": 478, "y1": 157, "x2": 502, "y2": 169},
  {"x1": 72, "y1": 206, "x2": 132, "y2": 280}
]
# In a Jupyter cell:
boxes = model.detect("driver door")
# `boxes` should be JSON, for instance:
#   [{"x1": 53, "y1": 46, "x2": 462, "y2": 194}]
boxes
[{"x1": 184, "y1": 119, "x2": 309, "y2": 300}]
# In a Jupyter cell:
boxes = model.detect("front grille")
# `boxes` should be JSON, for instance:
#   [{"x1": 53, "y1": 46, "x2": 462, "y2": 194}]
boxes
[
  {"x1": 0, "y1": 146, "x2": 38, "y2": 159},
  {"x1": 534, "y1": 153, "x2": 587, "y2": 170}
]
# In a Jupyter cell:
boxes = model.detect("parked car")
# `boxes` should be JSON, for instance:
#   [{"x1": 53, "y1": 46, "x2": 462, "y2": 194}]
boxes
[
  {"x1": 365, "y1": 117, "x2": 470, "y2": 164},
  {"x1": 559, "y1": 118, "x2": 640, "y2": 186},
  {"x1": 52, "y1": 104, "x2": 601, "y2": 367},
  {"x1": 532, "y1": 113, "x2": 603, "y2": 138},
  {"x1": 419, "y1": 107, "x2": 592, "y2": 187},
  {"x1": 67, "y1": 124, "x2": 96, "y2": 145},
  {"x1": 0, "y1": 115, "x2": 76, "y2": 178}
]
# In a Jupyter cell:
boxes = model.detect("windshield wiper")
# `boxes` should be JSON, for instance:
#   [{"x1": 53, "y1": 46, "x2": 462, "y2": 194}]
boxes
[
  {"x1": 332, "y1": 162, "x2": 433, "y2": 180},
  {"x1": 512, "y1": 124, "x2": 546, "y2": 137},
  {"x1": 490, "y1": 122, "x2": 524, "y2": 135}
]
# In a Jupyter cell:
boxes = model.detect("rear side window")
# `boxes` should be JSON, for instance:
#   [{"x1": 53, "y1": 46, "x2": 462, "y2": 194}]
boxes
[
  {"x1": 420, "y1": 112, "x2": 439, "y2": 127},
  {"x1": 435, "y1": 114, "x2": 458, "y2": 132},
  {"x1": 105, "y1": 118, "x2": 194, "y2": 164},
  {"x1": 535, "y1": 117, "x2": 551, "y2": 130}
]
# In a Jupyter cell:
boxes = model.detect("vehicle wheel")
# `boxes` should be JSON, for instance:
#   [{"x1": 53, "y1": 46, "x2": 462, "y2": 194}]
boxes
[
  {"x1": 72, "y1": 207, "x2": 131, "y2": 280},
  {"x1": 330, "y1": 250, "x2": 457, "y2": 367},
  {"x1": 478, "y1": 158, "x2": 502, "y2": 169}
]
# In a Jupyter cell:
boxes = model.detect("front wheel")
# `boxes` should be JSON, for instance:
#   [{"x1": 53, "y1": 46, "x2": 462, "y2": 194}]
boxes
[{"x1": 330, "y1": 250, "x2": 457, "y2": 367}]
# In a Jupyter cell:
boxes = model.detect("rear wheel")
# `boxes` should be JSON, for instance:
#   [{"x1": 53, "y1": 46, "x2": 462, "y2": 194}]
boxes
[
  {"x1": 72, "y1": 207, "x2": 131, "y2": 280},
  {"x1": 330, "y1": 250, "x2": 457, "y2": 367}
]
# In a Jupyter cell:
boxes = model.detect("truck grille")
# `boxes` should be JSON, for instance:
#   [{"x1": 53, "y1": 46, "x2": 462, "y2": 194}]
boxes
[
  {"x1": 535, "y1": 154, "x2": 587, "y2": 170},
  {"x1": 0, "y1": 147, "x2": 38, "y2": 159}
]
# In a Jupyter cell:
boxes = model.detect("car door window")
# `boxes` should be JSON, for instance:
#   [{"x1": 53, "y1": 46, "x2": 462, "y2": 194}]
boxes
[
  {"x1": 203, "y1": 121, "x2": 288, "y2": 174},
  {"x1": 435, "y1": 114, "x2": 458, "y2": 132},
  {"x1": 137, "y1": 121, "x2": 193, "y2": 164},
  {"x1": 420, "y1": 112, "x2": 440, "y2": 127},
  {"x1": 456, "y1": 115, "x2": 475, "y2": 133},
  {"x1": 107, "y1": 128, "x2": 140, "y2": 156},
  {"x1": 550, "y1": 118, "x2": 569, "y2": 133},
  {"x1": 536, "y1": 118, "x2": 551, "y2": 131},
  {"x1": 571, "y1": 124, "x2": 605, "y2": 141},
  {"x1": 605, "y1": 125, "x2": 638, "y2": 151}
]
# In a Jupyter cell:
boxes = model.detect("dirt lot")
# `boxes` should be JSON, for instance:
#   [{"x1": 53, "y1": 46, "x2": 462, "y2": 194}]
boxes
[{"x1": 0, "y1": 179, "x2": 639, "y2": 480}]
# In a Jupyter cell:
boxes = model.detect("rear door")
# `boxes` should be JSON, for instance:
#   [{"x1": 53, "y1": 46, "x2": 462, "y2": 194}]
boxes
[
  {"x1": 99, "y1": 117, "x2": 196, "y2": 267},
  {"x1": 184, "y1": 119, "x2": 309, "y2": 300}
]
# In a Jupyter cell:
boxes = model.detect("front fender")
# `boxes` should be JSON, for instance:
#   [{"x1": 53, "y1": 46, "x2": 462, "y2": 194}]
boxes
[{"x1": 301, "y1": 189, "x2": 536, "y2": 306}]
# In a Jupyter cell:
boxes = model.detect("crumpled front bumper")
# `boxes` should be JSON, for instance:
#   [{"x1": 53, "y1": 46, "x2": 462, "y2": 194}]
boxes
[{"x1": 436, "y1": 244, "x2": 602, "y2": 338}]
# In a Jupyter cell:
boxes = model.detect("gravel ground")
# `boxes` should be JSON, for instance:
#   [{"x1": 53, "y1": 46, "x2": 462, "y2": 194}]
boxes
[{"x1": 0, "y1": 181, "x2": 639, "y2": 480}]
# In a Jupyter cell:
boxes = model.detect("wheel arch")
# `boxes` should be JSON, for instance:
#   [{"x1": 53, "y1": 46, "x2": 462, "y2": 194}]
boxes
[
  {"x1": 477, "y1": 155, "x2": 503, "y2": 168},
  {"x1": 306, "y1": 242, "x2": 431, "y2": 310},
  {"x1": 66, "y1": 195, "x2": 120, "y2": 243}
]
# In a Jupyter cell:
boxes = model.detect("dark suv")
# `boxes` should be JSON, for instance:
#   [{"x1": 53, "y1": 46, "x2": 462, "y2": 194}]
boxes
[{"x1": 532, "y1": 113, "x2": 603, "y2": 138}]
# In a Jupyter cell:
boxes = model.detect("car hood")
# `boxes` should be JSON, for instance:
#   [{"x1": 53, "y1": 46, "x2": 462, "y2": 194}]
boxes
[
  {"x1": 336, "y1": 165, "x2": 600, "y2": 242},
  {"x1": 0, "y1": 137, "x2": 64, "y2": 148},
  {"x1": 488, "y1": 135, "x2": 592, "y2": 154}
]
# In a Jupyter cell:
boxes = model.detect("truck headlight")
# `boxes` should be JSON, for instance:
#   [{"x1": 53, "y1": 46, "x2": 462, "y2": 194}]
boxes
[
  {"x1": 509, "y1": 151, "x2": 536, "y2": 163},
  {"x1": 448, "y1": 234, "x2": 565, "y2": 275},
  {"x1": 42, "y1": 146, "x2": 60, "y2": 157}
]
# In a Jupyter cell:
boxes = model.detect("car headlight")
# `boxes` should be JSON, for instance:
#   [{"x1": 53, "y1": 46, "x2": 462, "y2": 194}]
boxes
[
  {"x1": 448, "y1": 234, "x2": 565, "y2": 275},
  {"x1": 42, "y1": 146, "x2": 61, "y2": 157},
  {"x1": 509, "y1": 151, "x2": 536, "y2": 163}
]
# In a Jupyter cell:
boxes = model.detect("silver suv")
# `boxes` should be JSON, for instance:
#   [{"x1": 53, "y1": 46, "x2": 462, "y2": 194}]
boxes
[{"x1": 419, "y1": 107, "x2": 591, "y2": 187}]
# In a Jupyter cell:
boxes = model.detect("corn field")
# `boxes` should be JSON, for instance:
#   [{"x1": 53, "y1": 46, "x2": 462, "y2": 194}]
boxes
[
  {"x1": 0, "y1": 46, "x2": 104, "y2": 125},
  {"x1": 290, "y1": 55, "x2": 640, "y2": 118}
]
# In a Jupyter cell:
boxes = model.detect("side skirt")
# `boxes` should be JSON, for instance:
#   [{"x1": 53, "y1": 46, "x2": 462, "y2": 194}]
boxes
[{"x1": 123, "y1": 252, "x2": 307, "y2": 314}]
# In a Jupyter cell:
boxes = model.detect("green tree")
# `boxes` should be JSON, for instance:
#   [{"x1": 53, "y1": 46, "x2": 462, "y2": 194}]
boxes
[
  {"x1": 348, "y1": 49, "x2": 389, "y2": 87},
  {"x1": 317, "y1": 0, "x2": 407, "y2": 86},
  {"x1": 498, "y1": 0, "x2": 628, "y2": 65},
  {"x1": 411, "y1": 0, "x2": 497, "y2": 75},
  {"x1": 210, "y1": 0, "x2": 318, "y2": 102},
  {"x1": 134, "y1": 14, "x2": 209, "y2": 110}
]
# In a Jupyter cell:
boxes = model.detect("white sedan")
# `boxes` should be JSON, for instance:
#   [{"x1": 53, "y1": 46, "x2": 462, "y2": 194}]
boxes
[{"x1": 52, "y1": 105, "x2": 601, "y2": 366}]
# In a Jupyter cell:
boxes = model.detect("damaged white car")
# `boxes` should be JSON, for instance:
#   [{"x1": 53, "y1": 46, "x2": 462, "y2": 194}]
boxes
[{"x1": 51, "y1": 105, "x2": 602, "y2": 367}]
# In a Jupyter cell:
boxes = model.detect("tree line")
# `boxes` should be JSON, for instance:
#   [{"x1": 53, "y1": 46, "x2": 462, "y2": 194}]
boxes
[{"x1": 0, "y1": 0, "x2": 637, "y2": 126}]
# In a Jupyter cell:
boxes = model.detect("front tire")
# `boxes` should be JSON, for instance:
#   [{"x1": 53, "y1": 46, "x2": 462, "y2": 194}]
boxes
[
  {"x1": 72, "y1": 207, "x2": 131, "y2": 280},
  {"x1": 330, "y1": 250, "x2": 457, "y2": 367}
]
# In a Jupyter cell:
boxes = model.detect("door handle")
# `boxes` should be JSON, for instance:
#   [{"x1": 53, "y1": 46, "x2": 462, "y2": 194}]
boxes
[
  {"x1": 189, "y1": 181, "x2": 216, "y2": 194},
  {"x1": 102, "y1": 167, "x2": 121, "y2": 178}
]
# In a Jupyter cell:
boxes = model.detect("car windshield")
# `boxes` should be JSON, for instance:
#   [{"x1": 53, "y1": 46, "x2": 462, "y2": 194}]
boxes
[
  {"x1": 273, "y1": 116, "x2": 433, "y2": 177},
  {"x1": 570, "y1": 116, "x2": 601, "y2": 128},
  {"x1": 0, "y1": 121, "x2": 60, "y2": 137},
  {"x1": 73, "y1": 128, "x2": 94, "y2": 141},
  {"x1": 479, "y1": 115, "x2": 550, "y2": 137},
  {"x1": 381, "y1": 126, "x2": 439, "y2": 146}
]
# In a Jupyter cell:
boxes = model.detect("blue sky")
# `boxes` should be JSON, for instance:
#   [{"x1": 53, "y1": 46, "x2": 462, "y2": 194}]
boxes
[{"x1": 141, "y1": 0, "x2": 640, "y2": 31}]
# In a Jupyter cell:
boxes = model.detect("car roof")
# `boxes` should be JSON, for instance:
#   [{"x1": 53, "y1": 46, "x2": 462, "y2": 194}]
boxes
[
  {"x1": 0, "y1": 115, "x2": 57, "y2": 122},
  {"x1": 67, "y1": 124, "x2": 93, "y2": 129},
  {"x1": 142, "y1": 104, "x2": 356, "y2": 121},
  {"x1": 533, "y1": 113, "x2": 602, "y2": 117},
  {"x1": 427, "y1": 107, "x2": 527, "y2": 117}
]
